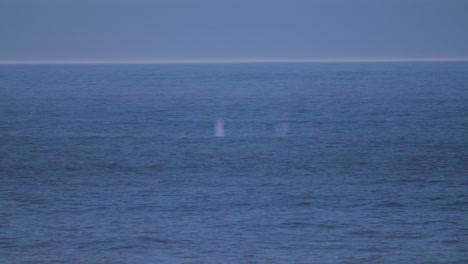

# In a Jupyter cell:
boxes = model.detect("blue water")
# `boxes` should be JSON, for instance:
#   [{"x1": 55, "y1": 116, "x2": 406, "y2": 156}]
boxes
[{"x1": 1, "y1": 62, "x2": 467, "y2": 263}]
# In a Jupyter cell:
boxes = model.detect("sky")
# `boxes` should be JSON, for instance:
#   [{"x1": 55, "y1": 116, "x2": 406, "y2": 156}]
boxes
[{"x1": 1, "y1": 0, "x2": 468, "y2": 63}]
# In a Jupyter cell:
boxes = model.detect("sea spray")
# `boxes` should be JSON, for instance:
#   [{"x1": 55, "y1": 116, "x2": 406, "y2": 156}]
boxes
[{"x1": 214, "y1": 119, "x2": 225, "y2": 137}]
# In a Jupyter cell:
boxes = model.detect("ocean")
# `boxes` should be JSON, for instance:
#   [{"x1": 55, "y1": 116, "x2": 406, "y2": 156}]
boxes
[{"x1": 1, "y1": 62, "x2": 467, "y2": 263}]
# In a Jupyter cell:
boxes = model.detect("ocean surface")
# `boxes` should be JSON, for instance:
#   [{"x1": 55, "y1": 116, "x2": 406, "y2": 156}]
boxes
[{"x1": 1, "y1": 62, "x2": 467, "y2": 263}]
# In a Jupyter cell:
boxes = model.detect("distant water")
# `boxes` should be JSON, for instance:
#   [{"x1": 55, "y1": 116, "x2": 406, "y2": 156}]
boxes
[{"x1": 1, "y1": 62, "x2": 467, "y2": 263}]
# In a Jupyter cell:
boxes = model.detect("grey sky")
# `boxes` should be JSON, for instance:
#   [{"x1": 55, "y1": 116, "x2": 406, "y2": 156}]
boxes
[{"x1": 1, "y1": 0, "x2": 467, "y2": 62}]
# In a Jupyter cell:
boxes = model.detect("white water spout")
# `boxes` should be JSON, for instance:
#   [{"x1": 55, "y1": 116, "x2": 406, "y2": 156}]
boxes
[{"x1": 214, "y1": 119, "x2": 225, "y2": 137}]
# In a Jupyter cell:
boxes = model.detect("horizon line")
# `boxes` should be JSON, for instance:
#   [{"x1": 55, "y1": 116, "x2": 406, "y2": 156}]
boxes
[{"x1": 1, "y1": 57, "x2": 468, "y2": 65}]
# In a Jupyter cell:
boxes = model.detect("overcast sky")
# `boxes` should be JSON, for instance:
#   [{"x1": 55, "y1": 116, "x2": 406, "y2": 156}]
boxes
[{"x1": 1, "y1": 0, "x2": 467, "y2": 62}]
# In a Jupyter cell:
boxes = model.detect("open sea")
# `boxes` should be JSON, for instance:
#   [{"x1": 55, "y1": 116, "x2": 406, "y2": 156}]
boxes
[{"x1": 1, "y1": 62, "x2": 467, "y2": 263}]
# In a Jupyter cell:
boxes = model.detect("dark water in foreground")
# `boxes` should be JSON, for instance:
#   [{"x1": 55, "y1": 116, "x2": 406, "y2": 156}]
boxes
[{"x1": 1, "y1": 62, "x2": 467, "y2": 263}]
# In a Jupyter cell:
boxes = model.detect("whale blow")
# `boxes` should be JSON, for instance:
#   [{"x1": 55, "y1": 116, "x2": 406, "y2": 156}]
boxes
[{"x1": 214, "y1": 119, "x2": 225, "y2": 137}]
